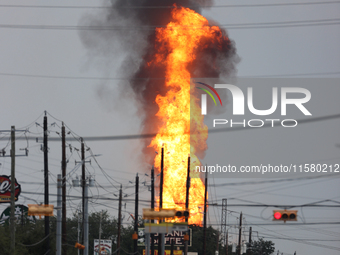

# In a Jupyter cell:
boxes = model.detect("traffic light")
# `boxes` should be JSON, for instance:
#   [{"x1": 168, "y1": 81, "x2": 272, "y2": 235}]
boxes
[
  {"x1": 143, "y1": 208, "x2": 190, "y2": 220},
  {"x1": 132, "y1": 232, "x2": 138, "y2": 240},
  {"x1": 175, "y1": 210, "x2": 189, "y2": 218},
  {"x1": 273, "y1": 210, "x2": 297, "y2": 222},
  {"x1": 28, "y1": 204, "x2": 54, "y2": 219},
  {"x1": 75, "y1": 242, "x2": 85, "y2": 250}
]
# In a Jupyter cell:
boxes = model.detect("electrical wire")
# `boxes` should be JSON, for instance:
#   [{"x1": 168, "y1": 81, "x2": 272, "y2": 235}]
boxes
[
  {"x1": 0, "y1": 19, "x2": 339, "y2": 31},
  {"x1": 0, "y1": 1, "x2": 339, "y2": 9}
]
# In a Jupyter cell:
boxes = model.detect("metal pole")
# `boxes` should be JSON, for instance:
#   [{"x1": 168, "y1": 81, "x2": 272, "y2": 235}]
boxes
[
  {"x1": 159, "y1": 147, "x2": 164, "y2": 255},
  {"x1": 134, "y1": 174, "x2": 139, "y2": 253},
  {"x1": 117, "y1": 185, "x2": 122, "y2": 255},
  {"x1": 56, "y1": 174, "x2": 62, "y2": 255},
  {"x1": 170, "y1": 239, "x2": 174, "y2": 255},
  {"x1": 81, "y1": 138, "x2": 85, "y2": 254},
  {"x1": 44, "y1": 113, "x2": 50, "y2": 254},
  {"x1": 184, "y1": 156, "x2": 190, "y2": 255},
  {"x1": 226, "y1": 230, "x2": 228, "y2": 255},
  {"x1": 237, "y1": 212, "x2": 242, "y2": 255},
  {"x1": 84, "y1": 182, "x2": 89, "y2": 255},
  {"x1": 145, "y1": 232, "x2": 150, "y2": 255},
  {"x1": 62, "y1": 123, "x2": 67, "y2": 255},
  {"x1": 203, "y1": 170, "x2": 208, "y2": 255},
  {"x1": 10, "y1": 126, "x2": 15, "y2": 254},
  {"x1": 151, "y1": 166, "x2": 155, "y2": 255}
]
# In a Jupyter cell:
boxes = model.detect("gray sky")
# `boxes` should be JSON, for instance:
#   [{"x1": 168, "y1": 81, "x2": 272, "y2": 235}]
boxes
[{"x1": 0, "y1": 1, "x2": 340, "y2": 254}]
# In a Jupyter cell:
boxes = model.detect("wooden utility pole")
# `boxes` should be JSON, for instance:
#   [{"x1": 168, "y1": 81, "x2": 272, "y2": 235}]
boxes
[
  {"x1": 81, "y1": 137, "x2": 85, "y2": 253},
  {"x1": 158, "y1": 147, "x2": 164, "y2": 255},
  {"x1": 203, "y1": 170, "x2": 208, "y2": 255},
  {"x1": 221, "y1": 199, "x2": 227, "y2": 252},
  {"x1": 0, "y1": 126, "x2": 28, "y2": 254},
  {"x1": 151, "y1": 166, "x2": 155, "y2": 255},
  {"x1": 237, "y1": 212, "x2": 243, "y2": 255},
  {"x1": 0, "y1": 127, "x2": 27, "y2": 254},
  {"x1": 134, "y1": 174, "x2": 139, "y2": 254},
  {"x1": 44, "y1": 113, "x2": 50, "y2": 254},
  {"x1": 61, "y1": 123, "x2": 67, "y2": 255},
  {"x1": 247, "y1": 227, "x2": 252, "y2": 255},
  {"x1": 10, "y1": 126, "x2": 15, "y2": 254},
  {"x1": 184, "y1": 156, "x2": 190, "y2": 255},
  {"x1": 117, "y1": 185, "x2": 122, "y2": 255}
]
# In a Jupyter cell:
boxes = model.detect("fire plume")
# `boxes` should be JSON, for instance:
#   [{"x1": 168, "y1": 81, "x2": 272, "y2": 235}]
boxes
[{"x1": 149, "y1": 5, "x2": 230, "y2": 225}]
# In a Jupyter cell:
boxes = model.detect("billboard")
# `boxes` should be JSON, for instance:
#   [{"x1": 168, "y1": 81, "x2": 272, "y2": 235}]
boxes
[
  {"x1": 0, "y1": 204, "x2": 36, "y2": 224},
  {"x1": 138, "y1": 228, "x2": 192, "y2": 247},
  {"x1": 0, "y1": 175, "x2": 21, "y2": 203},
  {"x1": 94, "y1": 239, "x2": 112, "y2": 255}
]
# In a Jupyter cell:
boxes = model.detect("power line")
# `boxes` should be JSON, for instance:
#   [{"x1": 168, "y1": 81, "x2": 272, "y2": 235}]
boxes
[
  {"x1": 0, "y1": 71, "x2": 339, "y2": 81},
  {"x1": 0, "y1": 19, "x2": 339, "y2": 30},
  {"x1": 0, "y1": 1, "x2": 339, "y2": 9},
  {"x1": 13, "y1": 113, "x2": 340, "y2": 141}
]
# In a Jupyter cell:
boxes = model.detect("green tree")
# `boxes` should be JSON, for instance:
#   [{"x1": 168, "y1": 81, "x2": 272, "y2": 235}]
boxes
[{"x1": 248, "y1": 238, "x2": 275, "y2": 255}]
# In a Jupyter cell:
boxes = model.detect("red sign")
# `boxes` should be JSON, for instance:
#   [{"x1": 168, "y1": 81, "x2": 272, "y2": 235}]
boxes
[{"x1": 0, "y1": 175, "x2": 21, "y2": 203}]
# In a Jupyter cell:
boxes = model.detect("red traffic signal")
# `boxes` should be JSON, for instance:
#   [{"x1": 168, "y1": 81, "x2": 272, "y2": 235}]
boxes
[
  {"x1": 75, "y1": 242, "x2": 85, "y2": 250},
  {"x1": 273, "y1": 210, "x2": 297, "y2": 222}
]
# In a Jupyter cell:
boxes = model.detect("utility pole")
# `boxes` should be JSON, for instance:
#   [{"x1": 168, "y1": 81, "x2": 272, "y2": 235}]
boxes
[
  {"x1": 203, "y1": 170, "x2": 208, "y2": 255},
  {"x1": 81, "y1": 138, "x2": 85, "y2": 253},
  {"x1": 61, "y1": 123, "x2": 67, "y2": 255},
  {"x1": 151, "y1": 166, "x2": 155, "y2": 255},
  {"x1": 117, "y1": 185, "x2": 122, "y2": 255},
  {"x1": 56, "y1": 174, "x2": 62, "y2": 255},
  {"x1": 221, "y1": 199, "x2": 227, "y2": 248},
  {"x1": 0, "y1": 126, "x2": 28, "y2": 254},
  {"x1": 0, "y1": 127, "x2": 28, "y2": 254},
  {"x1": 44, "y1": 112, "x2": 50, "y2": 254},
  {"x1": 134, "y1": 174, "x2": 139, "y2": 254},
  {"x1": 237, "y1": 212, "x2": 243, "y2": 255},
  {"x1": 98, "y1": 212, "x2": 102, "y2": 255},
  {"x1": 10, "y1": 126, "x2": 15, "y2": 255},
  {"x1": 78, "y1": 211, "x2": 81, "y2": 255},
  {"x1": 170, "y1": 239, "x2": 174, "y2": 255},
  {"x1": 247, "y1": 227, "x2": 252, "y2": 255},
  {"x1": 184, "y1": 155, "x2": 190, "y2": 255},
  {"x1": 158, "y1": 147, "x2": 165, "y2": 255},
  {"x1": 84, "y1": 180, "x2": 89, "y2": 255},
  {"x1": 226, "y1": 230, "x2": 228, "y2": 255}
]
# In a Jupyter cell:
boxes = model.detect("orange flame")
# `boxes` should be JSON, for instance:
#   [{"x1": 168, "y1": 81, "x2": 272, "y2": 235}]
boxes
[{"x1": 149, "y1": 5, "x2": 226, "y2": 225}]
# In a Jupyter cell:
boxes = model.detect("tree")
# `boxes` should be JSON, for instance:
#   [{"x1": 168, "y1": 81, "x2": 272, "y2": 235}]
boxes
[{"x1": 248, "y1": 238, "x2": 275, "y2": 255}]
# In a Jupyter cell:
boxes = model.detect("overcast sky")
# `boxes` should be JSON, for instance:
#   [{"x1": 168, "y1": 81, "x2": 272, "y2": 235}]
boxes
[{"x1": 0, "y1": 1, "x2": 340, "y2": 254}]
